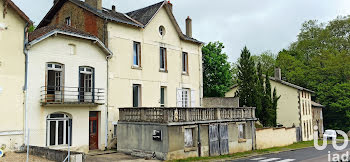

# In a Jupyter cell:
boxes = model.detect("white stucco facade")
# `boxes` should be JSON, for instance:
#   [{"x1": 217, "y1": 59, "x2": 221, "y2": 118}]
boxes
[
  {"x1": 26, "y1": 34, "x2": 109, "y2": 153},
  {"x1": 106, "y1": 7, "x2": 203, "y2": 140}
]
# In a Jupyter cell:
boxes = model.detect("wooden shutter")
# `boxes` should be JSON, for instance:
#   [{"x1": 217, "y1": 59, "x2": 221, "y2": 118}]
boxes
[
  {"x1": 209, "y1": 124, "x2": 220, "y2": 156},
  {"x1": 219, "y1": 124, "x2": 229, "y2": 155},
  {"x1": 177, "y1": 89, "x2": 182, "y2": 107},
  {"x1": 191, "y1": 90, "x2": 196, "y2": 107}
]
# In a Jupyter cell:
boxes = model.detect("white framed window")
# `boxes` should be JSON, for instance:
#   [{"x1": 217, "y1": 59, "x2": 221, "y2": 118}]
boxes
[
  {"x1": 160, "y1": 47, "x2": 167, "y2": 71},
  {"x1": 133, "y1": 84, "x2": 141, "y2": 107},
  {"x1": 133, "y1": 42, "x2": 141, "y2": 67},
  {"x1": 182, "y1": 89, "x2": 189, "y2": 107},
  {"x1": 160, "y1": 87, "x2": 166, "y2": 107},
  {"x1": 184, "y1": 128, "x2": 194, "y2": 147},
  {"x1": 238, "y1": 124, "x2": 245, "y2": 139},
  {"x1": 47, "y1": 113, "x2": 72, "y2": 146},
  {"x1": 46, "y1": 63, "x2": 64, "y2": 102},
  {"x1": 65, "y1": 17, "x2": 71, "y2": 26},
  {"x1": 177, "y1": 89, "x2": 195, "y2": 107}
]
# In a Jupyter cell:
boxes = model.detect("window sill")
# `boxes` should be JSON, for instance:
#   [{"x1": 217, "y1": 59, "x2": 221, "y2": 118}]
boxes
[
  {"x1": 184, "y1": 146, "x2": 197, "y2": 152},
  {"x1": 238, "y1": 138, "x2": 247, "y2": 143},
  {"x1": 182, "y1": 72, "x2": 189, "y2": 76},
  {"x1": 131, "y1": 66, "x2": 142, "y2": 70},
  {"x1": 159, "y1": 69, "x2": 168, "y2": 73}
]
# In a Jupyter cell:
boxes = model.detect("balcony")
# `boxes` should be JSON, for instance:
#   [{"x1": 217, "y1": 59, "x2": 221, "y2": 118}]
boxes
[
  {"x1": 119, "y1": 107, "x2": 256, "y2": 124},
  {"x1": 40, "y1": 86, "x2": 104, "y2": 106}
]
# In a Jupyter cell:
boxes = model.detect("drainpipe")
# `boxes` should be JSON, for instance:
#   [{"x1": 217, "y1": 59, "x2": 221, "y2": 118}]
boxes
[
  {"x1": 23, "y1": 23, "x2": 29, "y2": 147},
  {"x1": 197, "y1": 124, "x2": 201, "y2": 157},
  {"x1": 105, "y1": 54, "x2": 111, "y2": 150}
]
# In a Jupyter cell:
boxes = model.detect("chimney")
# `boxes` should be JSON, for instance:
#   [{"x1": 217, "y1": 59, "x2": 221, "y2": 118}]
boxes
[
  {"x1": 112, "y1": 5, "x2": 116, "y2": 12},
  {"x1": 167, "y1": 1, "x2": 173, "y2": 12},
  {"x1": 275, "y1": 68, "x2": 281, "y2": 80},
  {"x1": 186, "y1": 16, "x2": 192, "y2": 38},
  {"x1": 85, "y1": 0, "x2": 102, "y2": 10}
]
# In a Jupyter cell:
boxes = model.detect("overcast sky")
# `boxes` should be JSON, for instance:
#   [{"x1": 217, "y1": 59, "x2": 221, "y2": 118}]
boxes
[{"x1": 12, "y1": 0, "x2": 350, "y2": 62}]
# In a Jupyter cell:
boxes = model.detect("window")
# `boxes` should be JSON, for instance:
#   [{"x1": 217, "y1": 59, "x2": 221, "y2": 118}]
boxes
[
  {"x1": 46, "y1": 63, "x2": 64, "y2": 102},
  {"x1": 159, "y1": 26, "x2": 165, "y2": 36},
  {"x1": 65, "y1": 17, "x2": 71, "y2": 26},
  {"x1": 133, "y1": 84, "x2": 141, "y2": 107},
  {"x1": 47, "y1": 113, "x2": 72, "y2": 146},
  {"x1": 238, "y1": 124, "x2": 245, "y2": 139},
  {"x1": 133, "y1": 42, "x2": 141, "y2": 67},
  {"x1": 184, "y1": 128, "x2": 194, "y2": 147},
  {"x1": 160, "y1": 47, "x2": 167, "y2": 71},
  {"x1": 79, "y1": 67, "x2": 94, "y2": 103},
  {"x1": 302, "y1": 101, "x2": 305, "y2": 115},
  {"x1": 68, "y1": 44, "x2": 76, "y2": 55},
  {"x1": 182, "y1": 52, "x2": 188, "y2": 74},
  {"x1": 113, "y1": 125, "x2": 117, "y2": 138},
  {"x1": 160, "y1": 87, "x2": 166, "y2": 107},
  {"x1": 182, "y1": 89, "x2": 189, "y2": 107}
]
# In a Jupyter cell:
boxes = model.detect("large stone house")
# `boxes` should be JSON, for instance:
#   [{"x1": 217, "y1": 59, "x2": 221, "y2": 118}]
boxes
[
  {"x1": 0, "y1": 0, "x2": 31, "y2": 151},
  {"x1": 34, "y1": 0, "x2": 203, "y2": 151},
  {"x1": 226, "y1": 68, "x2": 315, "y2": 141}
]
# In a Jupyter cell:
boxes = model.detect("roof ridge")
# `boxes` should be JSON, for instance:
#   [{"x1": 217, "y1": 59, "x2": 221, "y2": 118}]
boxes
[{"x1": 126, "y1": 1, "x2": 165, "y2": 15}]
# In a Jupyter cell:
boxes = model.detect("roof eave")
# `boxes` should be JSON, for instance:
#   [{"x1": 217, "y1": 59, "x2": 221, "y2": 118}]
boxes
[{"x1": 28, "y1": 30, "x2": 113, "y2": 56}]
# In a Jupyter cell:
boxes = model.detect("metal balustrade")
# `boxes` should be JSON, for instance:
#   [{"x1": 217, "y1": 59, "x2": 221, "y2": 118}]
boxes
[{"x1": 40, "y1": 86, "x2": 104, "y2": 105}]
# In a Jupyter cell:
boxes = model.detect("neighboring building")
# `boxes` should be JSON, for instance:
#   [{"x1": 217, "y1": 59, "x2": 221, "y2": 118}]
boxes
[
  {"x1": 226, "y1": 68, "x2": 315, "y2": 141},
  {"x1": 25, "y1": 25, "x2": 112, "y2": 153},
  {"x1": 117, "y1": 107, "x2": 257, "y2": 160},
  {"x1": 36, "y1": 0, "x2": 203, "y2": 149},
  {"x1": 312, "y1": 101, "x2": 325, "y2": 138},
  {"x1": 0, "y1": 0, "x2": 31, "y2": 151}
]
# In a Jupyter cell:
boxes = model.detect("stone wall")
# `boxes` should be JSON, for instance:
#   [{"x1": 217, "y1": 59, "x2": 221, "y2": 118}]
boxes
[
  {"x1": 203, "y1": 97, "x2": 239, "y2": 107},
  {"x1": 256, "y1": 127, "x2": 297, "y2": 149},
  {"x1": 27, "y1": 145, "x2": 83, "y2": 162}
]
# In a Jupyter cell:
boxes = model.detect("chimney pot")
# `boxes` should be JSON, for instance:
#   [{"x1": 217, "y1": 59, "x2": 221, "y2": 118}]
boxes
[
  {"x1": 85, "y1": 0, "x2": 102, "y2": 10},
  {"x1": 167, "y1": 1, "x2": 173, "y2": 12},
  {"x1": 186, "y1": 16, "x2": 192, "y2": 38},
  {"x1": 112, "y1": 5, "x2": 116, "y2": 12},
  {"x1": 275, "y1": 68, "x2": 281, "y2": 80}
]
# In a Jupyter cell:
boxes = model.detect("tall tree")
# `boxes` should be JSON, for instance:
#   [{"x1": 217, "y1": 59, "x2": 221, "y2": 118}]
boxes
[
  {"x1": 272, "y1": 88, "x2": 281, "y2": 127},
  {"x1": 255, "y1": 62, "x2": 264, "y2": 123},
  {"x1": 262, "y1": 71, "x2": 273, "y2": 126},
  {"x1": 202, "y1": 42, "x2": 234, "y2": 97},
  {"x1": 236, "y1": 46, "x2": 257, "y2": 107}
]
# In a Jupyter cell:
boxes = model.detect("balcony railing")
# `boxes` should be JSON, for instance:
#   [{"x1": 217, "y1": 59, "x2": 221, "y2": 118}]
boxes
[
  {"x1": 119, "y1": 107, "x2": 256, "y2": 123},
  {"x1": 40, "y1": 86, "x2": 104, "y2": 105}
]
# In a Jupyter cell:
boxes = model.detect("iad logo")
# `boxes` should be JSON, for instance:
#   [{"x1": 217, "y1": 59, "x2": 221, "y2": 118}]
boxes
[{"x1": 314, "y1": 126, "x2": 348, "y2": 151}]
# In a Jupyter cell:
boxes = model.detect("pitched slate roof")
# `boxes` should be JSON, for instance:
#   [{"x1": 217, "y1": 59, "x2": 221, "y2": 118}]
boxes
[
  {"x1": 126, "y1": 1, "x2": 164, "y2": 26},
  {"x1": 311, "y1": 101, "x2": 325, "y2": 108},
  {"x1": 230, "y1": 76, "x2": 315, "y2": 93},
  {"x1": 2, "y1": 0, "x2": 32, "y2": 24},
  {"x1": 37, "y1": 0, "x2": 202, "y2": 44},
  {"x1": 29, "y1": 24, "x2": 93, "y2": 42}
]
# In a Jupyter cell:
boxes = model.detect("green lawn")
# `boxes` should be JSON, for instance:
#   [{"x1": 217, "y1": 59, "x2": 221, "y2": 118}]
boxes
[{"x1": 168, "y1": 140, "x2": 330, "y2": 162}]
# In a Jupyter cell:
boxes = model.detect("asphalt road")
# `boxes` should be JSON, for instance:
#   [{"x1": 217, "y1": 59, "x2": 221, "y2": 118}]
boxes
[{"x1": 228, "y1": 143, "x2": 350, "y2": 162}]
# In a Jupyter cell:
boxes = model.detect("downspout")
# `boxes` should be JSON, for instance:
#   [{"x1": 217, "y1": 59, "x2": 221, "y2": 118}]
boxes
[
  {"x1": 23, "y1": 23, "x2": 29, "y2": 147},
  {"x1": 103, "y1": 18, "x2": 109, "y2": 150},
  {"x1": 197, "y1": 124, "x2": 201, "y2": 157}
]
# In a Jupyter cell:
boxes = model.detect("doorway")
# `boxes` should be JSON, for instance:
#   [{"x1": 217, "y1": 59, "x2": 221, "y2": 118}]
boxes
[
  {"x1": 79, "y1": 67, "x2": 94, "y2": 103},
  {"x1": 89, "y1": 112, "x2": 99, "y2": 150}
]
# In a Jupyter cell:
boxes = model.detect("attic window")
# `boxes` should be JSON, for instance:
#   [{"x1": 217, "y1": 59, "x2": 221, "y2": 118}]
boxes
[
  {"x1": 65, "y1": 17, "x2": 71, "y2": 26},
  {"x1": 159, "y1": 26, "x2": 165, "y2": 36}
]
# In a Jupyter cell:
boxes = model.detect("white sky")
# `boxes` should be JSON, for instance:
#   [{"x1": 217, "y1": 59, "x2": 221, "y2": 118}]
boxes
[{"x1": 12, "y1": 0, "x2": 350, "y2": 62}]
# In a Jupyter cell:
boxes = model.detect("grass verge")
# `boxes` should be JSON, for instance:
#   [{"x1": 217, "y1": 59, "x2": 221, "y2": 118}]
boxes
[{"x1": 168, "y1": 140, "x2": 331, "y2": 162}]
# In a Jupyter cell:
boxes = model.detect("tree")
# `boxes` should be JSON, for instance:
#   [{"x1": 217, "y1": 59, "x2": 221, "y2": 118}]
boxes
[
  {"x1": 261, "y1": 71, "x2": 272, "y2": 126},
  {"x1": 202, "y1": 42, "x2": 234, "y2": 97},
  {"x1": 252, "y1": 51, "x2": 277, "y2": 75},
  {"x1": 255, "y1": 62, "x2": 264, "y2": 123},
  {"x1": 272, "y1": 88, "x2": 281, "y2": 127},
  {"x1": 236, "y1": 46, "x2": 257, "y2": 107}
]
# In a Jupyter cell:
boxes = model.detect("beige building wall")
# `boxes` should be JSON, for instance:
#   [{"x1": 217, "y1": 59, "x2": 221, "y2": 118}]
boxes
[
  {"x1": 256, "y1": 127, "x2": 297, "y2": 149},
  {"x1": 0, "y1": 3, "x2": 26, "y2": 151},
  {"x1": 26, "y1": 35, "x2": 108, "y2": 153},
  {"x1": 107, "y1": 7, "x2": 202, "y2": 130},
  {"x1": 226, "y1": 80, "x2": 314, "y2": 141}
]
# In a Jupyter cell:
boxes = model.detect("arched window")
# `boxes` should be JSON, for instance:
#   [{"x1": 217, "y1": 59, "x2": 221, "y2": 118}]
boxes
[{"x1": 46, "y1": 113, "x2": 72, "y2": 146}]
